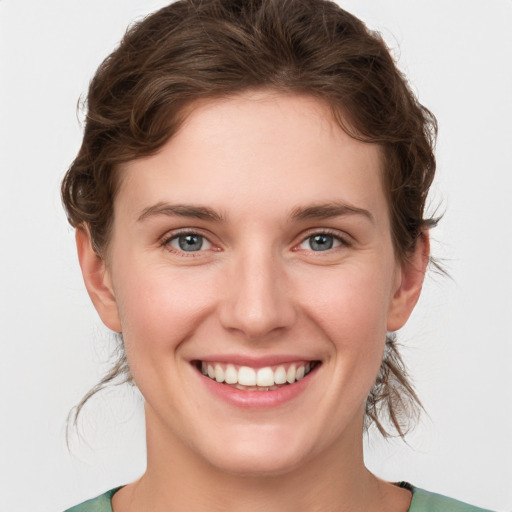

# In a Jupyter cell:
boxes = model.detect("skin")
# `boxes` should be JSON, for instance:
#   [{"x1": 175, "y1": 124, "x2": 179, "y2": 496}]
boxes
[{"x1": 77, "y1": 91, "x2": 429, "y2": 511}]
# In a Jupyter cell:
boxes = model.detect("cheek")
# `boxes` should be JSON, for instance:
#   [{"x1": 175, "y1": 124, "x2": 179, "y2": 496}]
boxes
[
  {"x1": 300, "y1": 263, "x2": 393, "y2": 346},
  {"x1": 283, "y1": 265, "x2": 393, "y2": 431},
  {"x1": 296, "y1": 260, "x2": 395, "y2": 403},
  {"x1": 113, "y1": 264, "x2": 218, "y2": 356}
]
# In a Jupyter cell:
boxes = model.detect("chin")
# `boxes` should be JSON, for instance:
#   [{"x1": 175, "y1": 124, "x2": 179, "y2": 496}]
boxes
[
  {"x1": 197, "y1": 425, "x2": 313, "y2": 477},
  {"x1": 207, "y1": 449, "x2": 307, "y2": 478}
]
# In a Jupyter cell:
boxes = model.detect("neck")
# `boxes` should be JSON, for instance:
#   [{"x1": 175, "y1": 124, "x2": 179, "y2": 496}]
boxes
[{"x1": 113, "y1": 404, "x2": 410, "y2": 512}]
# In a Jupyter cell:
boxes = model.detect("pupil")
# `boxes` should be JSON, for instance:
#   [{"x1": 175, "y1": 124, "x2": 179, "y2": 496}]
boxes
[
  {"x1": 179, "y1": 234, "x2": 203, "y2": 251},
  {"x1": 310, "y1": 234, "x2": 333, "y2": 251}
]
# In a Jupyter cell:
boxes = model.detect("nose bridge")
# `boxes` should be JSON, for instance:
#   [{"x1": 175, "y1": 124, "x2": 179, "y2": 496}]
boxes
[{"x1": 220, "y1": 242, "x2": 295, "y2": 339}]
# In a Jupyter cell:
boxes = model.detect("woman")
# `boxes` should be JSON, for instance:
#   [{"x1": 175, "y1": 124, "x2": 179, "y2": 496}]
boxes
[{"x1": 61, "y1": 0, "x2": 493, "y2": 510}]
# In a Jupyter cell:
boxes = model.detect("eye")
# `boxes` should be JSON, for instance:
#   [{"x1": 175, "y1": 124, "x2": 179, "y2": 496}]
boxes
[
  {"x1": 166, "y1": 232, "x2": 212, "y2": 253},
  {"x1": 298, "y1": 232, "x2": 344, "y2": 252}
]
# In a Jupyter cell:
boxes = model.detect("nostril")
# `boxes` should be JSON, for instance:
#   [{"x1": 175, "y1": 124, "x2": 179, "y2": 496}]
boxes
[{"x1": 217, "y1": 261, "x2": 296, "y2": 340}]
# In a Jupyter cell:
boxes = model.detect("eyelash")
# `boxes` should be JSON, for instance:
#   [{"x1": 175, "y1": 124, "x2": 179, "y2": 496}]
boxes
[
  {"x1": 160, "y1": 230, "x2": 215, "y2": 256},
  {"x1": 295, "y1": 229, "x2": 350, "y2": 252},
  {"x1": 160, "y1": 228, "x2": 350, "y2": 256}
]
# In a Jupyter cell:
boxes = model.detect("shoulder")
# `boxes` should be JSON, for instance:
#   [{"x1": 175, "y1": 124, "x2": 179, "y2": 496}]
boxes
[
  {"x1": 409, "y1": 486, "x2": 495, "y2": 512},
  {"x1": 63, "y1": 487, "x2": 121, "y2": 512},
  {"x1": 62, "y1": 484, "x2": 496, "y2": 512}
]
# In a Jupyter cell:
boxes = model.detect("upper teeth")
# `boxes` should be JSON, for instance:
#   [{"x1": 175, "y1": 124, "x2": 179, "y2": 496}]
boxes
[{"x1": 201, "y1": 362, "x2": 313, "y2": 387}]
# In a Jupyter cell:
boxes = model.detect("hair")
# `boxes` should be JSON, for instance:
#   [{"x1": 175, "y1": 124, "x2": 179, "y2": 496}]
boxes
[{"x1": 62, "y1": 0, "x2": 437, "y2": 437}]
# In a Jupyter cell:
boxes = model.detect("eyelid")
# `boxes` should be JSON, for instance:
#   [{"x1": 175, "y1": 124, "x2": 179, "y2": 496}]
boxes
[
  {"x1": 160, "y1": 228, "x2": 218, "y2": 255},
  {"x1": 293, "y1": 228, "x2": 351, "y2": 251},
  {"x1": 158, "y1": 227, "x2": 350, "y2": 254}
]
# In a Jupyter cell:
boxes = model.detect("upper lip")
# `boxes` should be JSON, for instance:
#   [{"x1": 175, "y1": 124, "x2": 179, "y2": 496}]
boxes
[{"x1": 192, "y1": 354, "x2": 319, "y2": 368}]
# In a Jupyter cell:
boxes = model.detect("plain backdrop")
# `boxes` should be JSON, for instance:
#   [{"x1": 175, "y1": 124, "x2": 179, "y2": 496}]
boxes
[{"x1": 1, "y1": 1, "x2": 511, "y2": 511}]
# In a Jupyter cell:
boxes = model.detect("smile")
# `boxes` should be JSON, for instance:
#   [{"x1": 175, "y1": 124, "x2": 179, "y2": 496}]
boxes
[{"x1": 197, "y1": 361, "x2": 318, "y2": 391}]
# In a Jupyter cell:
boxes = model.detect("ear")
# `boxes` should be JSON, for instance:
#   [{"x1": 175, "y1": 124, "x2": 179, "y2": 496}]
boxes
[
  {"x1": 387, "y1": 232, "x2": 430, "y2": 332},
  {"x1": 76, "y1": 227, "x2": 122, "y2": 332}
]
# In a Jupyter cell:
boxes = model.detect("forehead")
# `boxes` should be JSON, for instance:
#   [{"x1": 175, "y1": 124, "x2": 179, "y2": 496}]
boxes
[{"x1": 117, "y1": 92, "x2": 387, "y2": 226}]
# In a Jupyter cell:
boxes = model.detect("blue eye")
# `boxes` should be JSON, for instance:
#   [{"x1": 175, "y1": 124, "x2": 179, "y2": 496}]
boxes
[
  {"x1": 168, "y1": 233, "x2": 212, "y2": 252},
  {"x1": 299, "y1": 233, "x2": 343, "y2": 251}
]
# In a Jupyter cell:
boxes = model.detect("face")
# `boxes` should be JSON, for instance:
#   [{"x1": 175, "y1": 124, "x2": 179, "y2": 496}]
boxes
[{"x1": 79, "y1": 91, "x2": 425, "y2": 476}]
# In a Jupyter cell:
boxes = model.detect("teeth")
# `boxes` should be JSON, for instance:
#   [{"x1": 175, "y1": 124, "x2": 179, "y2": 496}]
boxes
[
  {"x1": 225, "y1": 364, "x2": 237, "y2": 384},
  {"x1": 238, "y1": 366, "x2": 256, "y2": 386},
  {"x1": 214, "y1": 364, "x2": 224, "y2": 383},
  {"x1": 286, "y1": 365, "x2": 296, "y2": 384},
  {"x1": 200, "y1": 361, "x2": 315, "y2": 389},
  {"x1": 256, "y1": 367, "x2": 274, "y2": 387},
  {"x1": 274, "y1": 366, "x2": 287, "y2": 385}
]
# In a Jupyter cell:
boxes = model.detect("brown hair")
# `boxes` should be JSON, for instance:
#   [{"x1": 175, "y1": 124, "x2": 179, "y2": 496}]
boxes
[{"x1": 62, "y1": 0, "x2": 437, "y2": 436}]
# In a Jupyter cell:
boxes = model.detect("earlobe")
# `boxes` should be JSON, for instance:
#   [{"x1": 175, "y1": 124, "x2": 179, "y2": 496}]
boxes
[
  {"x1": 76, "y1": 227, "x2": 122, "y2": 332},
  {"x1": 386, "y1": 232, "x2": 430, "y2": 332}
]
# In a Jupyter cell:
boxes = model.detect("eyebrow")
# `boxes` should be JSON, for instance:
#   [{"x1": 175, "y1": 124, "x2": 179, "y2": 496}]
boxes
[
  {"x1": 137, "y1": 200, "x2": 373, "y2": 224},
  {"x1": 290, "y1": 202, "x2": 374, "y2": 223},
  {"x1": 137, "y1": 202, "x2": 224, "y2": 222}
]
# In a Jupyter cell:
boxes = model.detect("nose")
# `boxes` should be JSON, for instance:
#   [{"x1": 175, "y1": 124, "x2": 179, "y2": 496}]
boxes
[{"x1": 218, "y1": 248, "x2": 297, "y2": 341}]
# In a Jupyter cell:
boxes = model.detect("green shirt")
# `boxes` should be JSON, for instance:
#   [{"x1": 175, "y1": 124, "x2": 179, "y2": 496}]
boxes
[{"x1": 64, "y1": 484, "x2": 495, "y2": 511}]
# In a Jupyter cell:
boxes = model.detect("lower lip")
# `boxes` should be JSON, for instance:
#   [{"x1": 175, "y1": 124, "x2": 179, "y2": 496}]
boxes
[{"x1": 197, "y1": 366, "x2": 318, "y2": 409}]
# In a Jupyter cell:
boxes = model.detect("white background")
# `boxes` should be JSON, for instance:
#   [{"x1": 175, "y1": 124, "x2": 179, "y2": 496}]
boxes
[{"x1": 0, "y1": 1, "x2": 511, "y2": 511}]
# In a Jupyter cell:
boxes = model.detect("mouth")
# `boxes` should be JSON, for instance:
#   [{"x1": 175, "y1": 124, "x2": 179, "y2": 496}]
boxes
[{"x1": 194, "y1": 360, "x2": 320, "y2": 391}]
